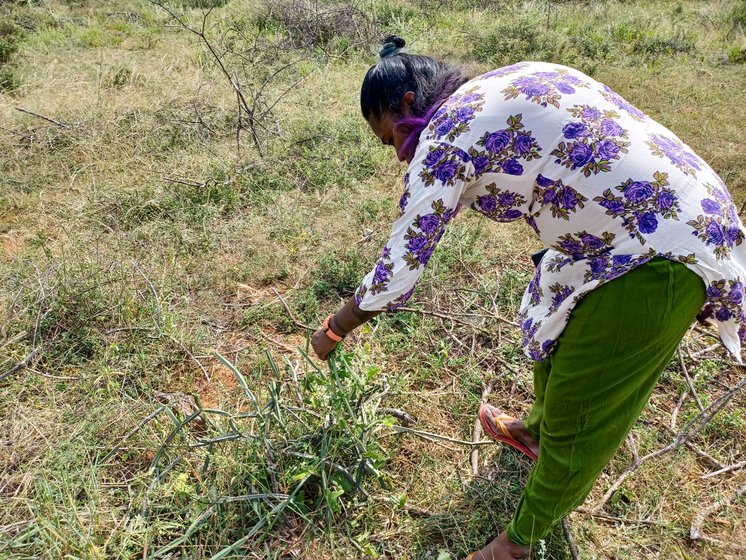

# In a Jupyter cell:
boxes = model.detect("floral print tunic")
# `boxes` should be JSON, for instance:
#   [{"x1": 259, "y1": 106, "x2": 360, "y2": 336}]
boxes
[{"x1": 354, "y1": 61, "x2": 746, "y2": 362}]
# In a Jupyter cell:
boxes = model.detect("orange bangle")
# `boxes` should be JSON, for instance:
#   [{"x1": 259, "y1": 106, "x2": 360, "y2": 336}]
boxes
[{"x1": 322, "y1": 314, "x2": 345, "y2": 342}]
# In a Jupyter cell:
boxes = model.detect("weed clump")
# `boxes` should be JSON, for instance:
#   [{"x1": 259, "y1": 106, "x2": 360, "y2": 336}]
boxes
[
  {"x1": 727, "y1": 45, "x2": 746, "y2": 63},
  {"x1": 0, "y1": 19, "x2": 23, "y2": 92},
  {"x1": 473, "y1": 18, "x2": 566, "y2": 65},
  {"x1": 632, "y1": 30, "x2": 696, "y2": 56},
  {"x1": 136, "y1": 350, "x2": 392, "y2": 555}
]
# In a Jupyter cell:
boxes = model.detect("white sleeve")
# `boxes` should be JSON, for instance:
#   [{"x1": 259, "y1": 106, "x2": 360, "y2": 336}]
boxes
[{"x1": 355, "y1": 139, "x2": 475, "y2": 311}]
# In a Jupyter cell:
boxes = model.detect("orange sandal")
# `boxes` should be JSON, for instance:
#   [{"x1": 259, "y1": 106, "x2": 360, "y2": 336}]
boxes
[{"x1": 478, "y1": 403, "x2": 538, "y2": 462}]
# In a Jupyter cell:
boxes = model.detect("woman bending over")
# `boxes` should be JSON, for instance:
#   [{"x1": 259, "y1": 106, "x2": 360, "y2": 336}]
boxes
[{"x1": 312, "y1": 36, "x2": 746, "y2": 559}]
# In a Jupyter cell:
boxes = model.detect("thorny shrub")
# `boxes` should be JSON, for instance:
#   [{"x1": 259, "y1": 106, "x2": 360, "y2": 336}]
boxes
[{"x1": 261, "y1": 0, "x2": 381, "y2": 52}]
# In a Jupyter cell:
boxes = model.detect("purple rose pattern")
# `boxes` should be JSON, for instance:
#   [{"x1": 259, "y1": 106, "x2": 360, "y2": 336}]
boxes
[
  {"x1": 502, "y1": 70, "x2": 589, "y2": 109},
  {"x1": 699, "y1": 280, "x2": 746, "y2": 335},
  {"x1": 528, "y1": 268, "x2": 543, "y2": 305},
  {"x1": 428, "y1": 87, "x2": 486, "y2": 142},
  {"x1": 519, "y1": 312, "x2": 556, "y2": 361},
  {"x1": 548, "y1": 282, "x2": 575, "y2": 314},
  {"x1": 646, "y1": 133, "x2": 702, "y2": 177},
  {"x1": 471, "y1": 183, "x2": 527, "y2": 222},
  {"x1": 354, "y1": 284, "x2": 366, "y2": 306},
  {"x1": 581, "y1": 250, "x2": 656, "y2": 283},
  {"x1": 369, "y1": 245, "x2": 395, "y2": 295},
  {"x1": 600, "y1": 84, "x2": 646, "y2": 122},
  {"x1": 550, "y1": 105, "x2": 630, "y2": 177},
  {"x1": 399, "y1": 172, "x2": 411, "y2": 215},
  {"x1": 475, "y1": 62, "x2": 530, "y2": 81},
  {"x1": 593, "y1": 171, "x2": 680, "y2": 244},
  {"x1": 402, "y1": 198, "x2": 457, "y2": 270},
  {"x1": 387, "y1": 285, "x2": 416, "y2": 311},
  {"x1": 687, "y1": 181, "x2": 745, "y2": 259},
  {"x1": 532, "y1": 175, "x2": 588, "y2": 220},
  {"x1": 546, "y1": 230, "x2": 616, "y2": 272},
  {"x1": 357, "y1": 63, "x2": 746, "y2": 364},
  {"x1": 467, "y1": 114, "x2": 542, "y2": 177},
  {"x1": 419, "y1": 144, "x2": 471, "y2": 188}
]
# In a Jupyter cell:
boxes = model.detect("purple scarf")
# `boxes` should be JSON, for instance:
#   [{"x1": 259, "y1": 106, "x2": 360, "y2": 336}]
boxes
[{"x1": 393, "y1": 99, "x2": 448, "y2": 163}]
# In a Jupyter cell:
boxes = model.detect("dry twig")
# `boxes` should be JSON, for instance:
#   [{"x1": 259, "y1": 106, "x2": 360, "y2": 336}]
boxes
[
  {"x1": 379, "y1": 408, "x2": 415, "y2": 427},
  {"x1": 561, "y1": 518, "x2": 580, "y2": 560},
  {"x1": 679, "y1": 351, "x2": 704, "y2": 412},
  {"x1": 391, "y1": 426, "x2": 493, "y2": 448},
  {"x1": 690, "y1": 484, "x2": 746, "y2": 552},
  {"x1": 0, "y1": 347, "x2": 40, "y2": 382},
  {"x1": 271, "y1": 288, "x2": 313, "y2": 332},
  {"x1": 700, "y1": 460, "x2": 746, "y2": 479},
  {"x1": 593, "y1": 370, "x2": 746, "y2": 513},
  {"x1": 16, "y1": 107, "x2": 70, "y2": 128},
  {"x1": 470, "y1": 375, "x2": 501, "y2": 477}
]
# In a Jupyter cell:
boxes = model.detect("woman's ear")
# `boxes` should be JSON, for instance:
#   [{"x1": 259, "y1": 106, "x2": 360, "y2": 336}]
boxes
[{"x1": 401, "y1": 91, "x2": 416, "y2": 114}]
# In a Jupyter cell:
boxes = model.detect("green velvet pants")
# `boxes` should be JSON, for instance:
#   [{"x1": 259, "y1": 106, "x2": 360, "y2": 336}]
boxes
[{"x1": 507, "y1": 257, "x2": 706, "y2": 545}]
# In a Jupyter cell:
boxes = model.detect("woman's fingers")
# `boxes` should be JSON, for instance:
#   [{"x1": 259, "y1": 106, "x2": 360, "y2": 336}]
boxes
[{"x1": 311, "y1": 329, "x2": 334, "y2": 360}]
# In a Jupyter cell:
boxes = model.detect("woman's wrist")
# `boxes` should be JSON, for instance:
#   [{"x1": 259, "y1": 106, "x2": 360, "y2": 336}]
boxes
[
  {"x1": 322, "y1": 314, "x2": 345, "y2": 342},
  {"x1": 329, "y1": 315, "x2": 347, "y2": 338}
]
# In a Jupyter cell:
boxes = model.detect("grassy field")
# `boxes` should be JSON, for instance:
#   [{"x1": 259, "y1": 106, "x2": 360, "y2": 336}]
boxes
[{"x1": 1, "y1": 0, "x2": 745, "y2": 558}]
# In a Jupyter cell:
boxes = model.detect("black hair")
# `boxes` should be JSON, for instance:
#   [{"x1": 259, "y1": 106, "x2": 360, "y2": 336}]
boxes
[{"x1": 360, "y1": 35, "x2": 468, "y2": 122}]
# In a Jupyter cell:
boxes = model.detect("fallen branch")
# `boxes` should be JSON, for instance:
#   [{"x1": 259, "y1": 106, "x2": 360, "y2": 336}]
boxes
[
  {"x1": 561, "y1": 518, "x2": 580, "y2": 560},
  {"x1": 690, "y1": 484, "x2": 746, "y2": 552},
  {"x1": 0, "y1": 347, "x2": 40, "y2": 382},
  {"x1": 576, "y1": 507, "x2": 660, "y2": 526},
  {"x1": 271, "y1": 288, "x2": 313, "y2": 332},
  {"x1": 691, "y1": 342, "x2": 724, "y2": 359},
  {"x1": 379, "y1": 407, "x2": 415, "y2": 427},
  {"x1": 593, "y1": 370, "x2": 746, "y2": 513},
  {"x1": 679, "y1": 351, "x2": 704, "y2": 412},
  {"x1": 391, "y1": 426, "x2": 493, "y2": 448},
  {"x1": 471, "y1": 375, "x2": 500, "y2": 477},
  {"x1": 660, "y1": 423, "x2": 725, "y2": 470},
  {"x1": 700, "y1": 460, "x2": 746, "y2": 480},
  {"x1": 163, "y1": 176, "x2": 205, "y2": 187},
  {"x1": 16, "y1": 107, "x2": 70, "y2": 129},
  {"x1": 470, "y1": 416, "x2": 482, "y2": 477},
  {"x1": 0, "y1": 125, "x2": 31, "y2": 139}
]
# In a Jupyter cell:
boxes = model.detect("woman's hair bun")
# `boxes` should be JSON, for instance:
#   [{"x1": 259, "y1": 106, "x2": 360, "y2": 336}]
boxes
[{"x1": 379, "y1": 35, "x2": 406, "y2": 59}]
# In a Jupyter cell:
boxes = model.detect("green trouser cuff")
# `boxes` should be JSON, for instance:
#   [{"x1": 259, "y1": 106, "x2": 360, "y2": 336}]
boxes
[{"x1": 506, "y1": 516, "x2": 531, "y2": 547}]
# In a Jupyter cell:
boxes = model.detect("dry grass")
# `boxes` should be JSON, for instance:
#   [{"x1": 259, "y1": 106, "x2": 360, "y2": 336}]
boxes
[{"x1": 1, "y1": 0, "x2": 745, "y2": 558}]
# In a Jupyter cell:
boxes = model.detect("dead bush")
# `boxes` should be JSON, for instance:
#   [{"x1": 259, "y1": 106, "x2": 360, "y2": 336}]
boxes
[{"x1": 264, "y1": 0, "x2": 380, "y2": 52}]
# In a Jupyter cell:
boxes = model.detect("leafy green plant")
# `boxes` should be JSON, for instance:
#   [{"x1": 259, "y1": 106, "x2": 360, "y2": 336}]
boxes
[
  {"x1": 728, "y1": 45, "x2": 746, "y2": 63},
  {"x1": 137, "y1": 348, "x2": 392, "y2": 555},
  {"x1": 473, "y1": 18, "x2": 564, "y2": 65}
]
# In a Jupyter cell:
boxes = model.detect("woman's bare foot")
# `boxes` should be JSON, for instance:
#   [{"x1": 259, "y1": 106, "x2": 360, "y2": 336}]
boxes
[
  {"x1": 469, "y1": 530, "x2": 530, "y2": 560},
  {"x1": 481, "y1": 404, "x2": 540, "y2": 459}
]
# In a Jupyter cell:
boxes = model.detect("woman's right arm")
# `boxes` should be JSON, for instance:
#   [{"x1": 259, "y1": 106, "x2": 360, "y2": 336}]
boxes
[{"x1": 311, "y1": 140, "x2": 475, "y2": 359}]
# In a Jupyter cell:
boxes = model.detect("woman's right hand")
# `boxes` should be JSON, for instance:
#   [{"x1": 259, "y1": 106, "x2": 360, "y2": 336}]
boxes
[{"x1": 311, "y1": 328, "x2": 338, "y2": 361}]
